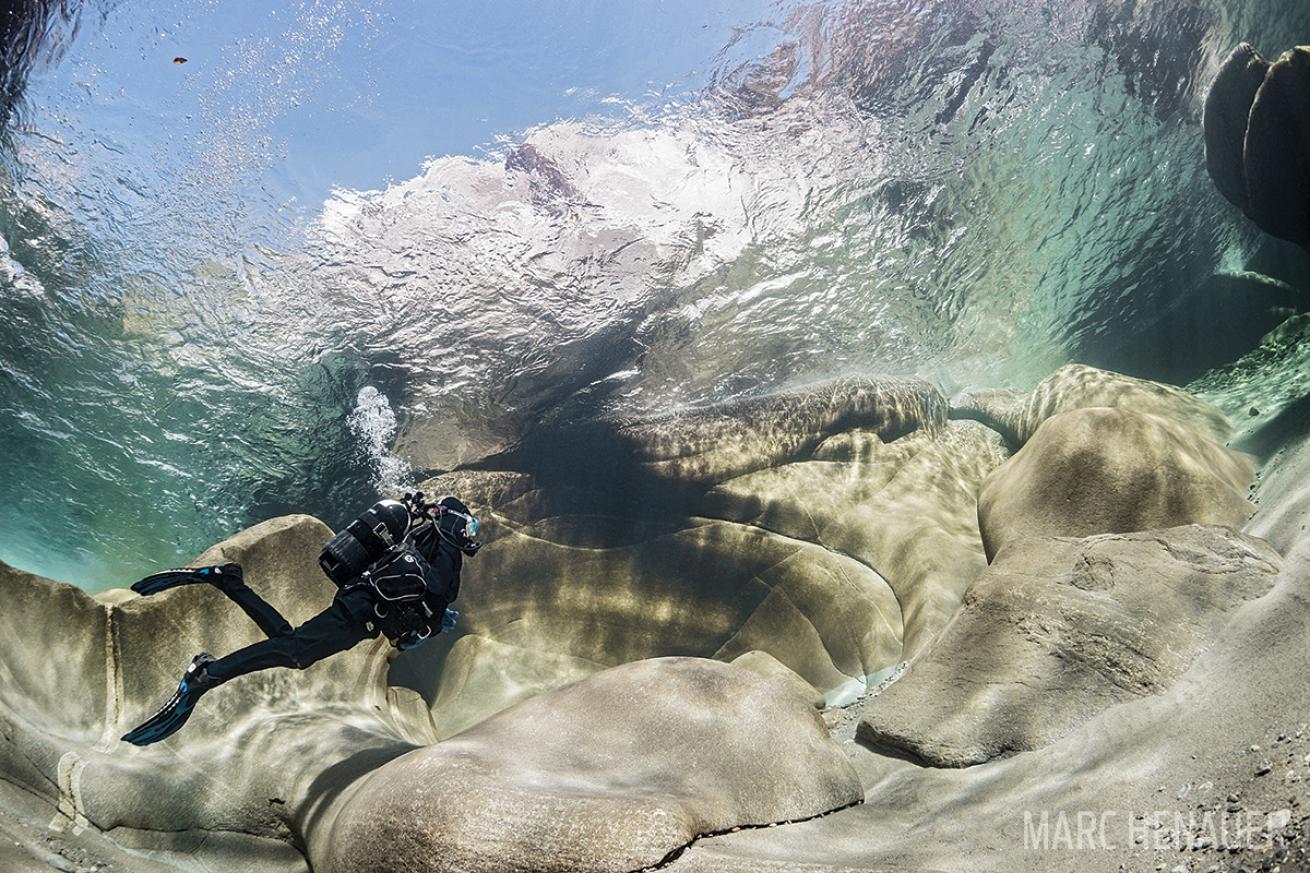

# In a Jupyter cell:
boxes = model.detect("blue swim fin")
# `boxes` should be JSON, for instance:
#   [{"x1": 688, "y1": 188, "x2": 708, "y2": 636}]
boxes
[
  {"x1": 121, "y1": 653, "x2": 217, "y2": 746},
  {"x1": 130, "y1": 563, "x2": 242, "y2": 596}
]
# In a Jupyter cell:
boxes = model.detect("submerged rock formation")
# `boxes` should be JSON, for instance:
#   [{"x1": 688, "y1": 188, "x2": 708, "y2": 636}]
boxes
[
  {"x1": 0, "y1": 515, "x2": 412, "y2": 872},
  {"x1": 1204, "y1": 43, "x2": 1310, "y2": 250},
  {"x1": 1, "y1": 375, "x2": 936, "y2": 871},
  {"x1": 953, "y1": 363, "x2": 1232, "y2": 447},
  {"x1": 704, "y1": 420, "x2": 1009, "y2": 659},
  {"x1": 858, "y1": 525, "x2": 1280, "y2": 767},
  {"x1": 316, "y1": 658, "x2": 861, "y2": 873},
  {"x1": 956, "y1": 364, "x2": 1250, "y2": 560},
  {"x1": 1204, "y1": 43, "x2": 1273, "y2": 213},
  {"x1": 426, "y1": 505, "x2": 900, "y2": 737},
  {"x1": 977, "y1": 406, "x2": 1252, "y2": 560},
  {"x1": 3, "y1": 363, "x2": 1299, "y2": 873},
  {"x1": 409, "y1": 377, "x2": 1002, "y2": 733}
]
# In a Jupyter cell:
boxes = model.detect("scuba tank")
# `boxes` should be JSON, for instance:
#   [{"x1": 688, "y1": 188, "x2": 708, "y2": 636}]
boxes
[
  {"x1": 318, "y1": 499, "x2": 412, "y2": 587},
  {"x1": 319, "y1": 492, "x2": 463, "y2": 648}
]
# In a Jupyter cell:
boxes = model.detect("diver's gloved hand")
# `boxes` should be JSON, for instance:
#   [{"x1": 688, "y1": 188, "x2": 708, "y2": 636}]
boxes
[
  {"x1": 396, "y1": 631, "x2": 426, "y2": 651},
  {"x1": 394, "y1": 610, "x2": 458, "y2": 649}
]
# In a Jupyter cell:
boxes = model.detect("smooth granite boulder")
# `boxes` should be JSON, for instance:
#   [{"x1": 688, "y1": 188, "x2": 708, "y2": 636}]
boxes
[
  {"x1": 952, "y1": 364, "x2": 1232, "y2": 448},
  {"x1": 315, "y1": 657, "x2": 863, "y2": 873},
  {"x1": 0, "y1": 516, "x2": 421, "y2": 873},
  {"x1": 977, "y1": 406, "x2": 1251, "y2": 561},
  {"x1": 1203, "y1": 43, "x2": 1271, "y2": 212},
  {"x1": 857, "y1": 525, "x2": 1281, "y2": 767},
  {"x1": 1244, "y1": 47, "x2": 1310, "y2": 248},
  {"x1": 1203, "y1": 43, "x2": 1310, "y2": 250}
]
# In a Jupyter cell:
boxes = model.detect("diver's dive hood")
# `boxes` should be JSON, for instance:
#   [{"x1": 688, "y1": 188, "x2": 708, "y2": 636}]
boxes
[{"x1": 435, "y1": 495, "x2": 481, "y2": 556}]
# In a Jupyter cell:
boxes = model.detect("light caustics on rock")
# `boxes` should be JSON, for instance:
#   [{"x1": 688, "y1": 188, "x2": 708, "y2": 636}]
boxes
[
  {"x1": 4, "y1": 0, "x2": 1310, "y2": 588},
  {"x1": 1, "y1": 361, "x2": 1305, "y2": 873},
  {"x1": 7, "y1": 1, "x2": 1310, "y2": 872}
]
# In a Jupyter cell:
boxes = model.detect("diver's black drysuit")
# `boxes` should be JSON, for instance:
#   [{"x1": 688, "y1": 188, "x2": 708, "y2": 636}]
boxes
[{"x1": 204, "y1": 522, "x2": 462, "y2": 685}]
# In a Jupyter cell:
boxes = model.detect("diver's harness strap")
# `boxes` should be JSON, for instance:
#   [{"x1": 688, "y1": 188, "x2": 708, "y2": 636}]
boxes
[
  {"x1": 343, "y1": 491, "x2": 475, "y2": 645},
  {"x1": 344, "y1": 512, "x2": 397, "y2": 557},
  {"x1": 343, "y1": 493, "x2": 442, "y2": 641}
]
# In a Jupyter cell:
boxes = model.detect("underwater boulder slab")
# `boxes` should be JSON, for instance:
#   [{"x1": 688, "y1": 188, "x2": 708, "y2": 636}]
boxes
[
  {"x1": 956, "y1": 364, "x2": 1233, "y2": 447},
  {"x1": 316, "y1": 657, "x2": 862, "y2": 873},
  {"x1": 1203, "y1": 42, "x2": 1271, "y2": 211},
  {"x1": 857, "y1": 525, "x2": 1280, "y2": 767},
  {"x1": 705, "y1": 421, "x2": 1009, "y2": 659},
  {"x1": 413, "y1": 495, "x2": 902, "y2": 731},
  {"x1": 1244, "y1": 47, "x2": 1310, "y2": 249},
  {"x1": 977, "y1": 406, "x2": 1251, "y2": 561},
  {"x1": 0, "y1": 516, "x2": 414, "y2": 872}
]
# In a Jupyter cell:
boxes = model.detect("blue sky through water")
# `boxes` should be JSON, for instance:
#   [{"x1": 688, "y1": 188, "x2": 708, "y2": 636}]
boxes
[{"x1": 25, "y1": 0, "x2": 782, "y2": 207}]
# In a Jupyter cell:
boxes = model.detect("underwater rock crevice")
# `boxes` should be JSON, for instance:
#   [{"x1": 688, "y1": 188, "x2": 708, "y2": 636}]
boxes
[
  {"x1": 627, "y1": 797, "x2": 868, "y2": 873},
  {"x1": 98, "y1": 602, "x2": 125, "y2": 751},
  {"x1": 696, "y1": 515, "x2": 907, "y2": 680}
]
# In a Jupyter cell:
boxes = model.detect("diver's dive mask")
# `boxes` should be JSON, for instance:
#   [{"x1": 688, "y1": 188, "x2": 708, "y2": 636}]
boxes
[
  {"x1": 446, "y1": 509, "x2": 479, "y2": 539},
  {"x1": 434, "y1": 498, "x2": 482, "y2": 555}
]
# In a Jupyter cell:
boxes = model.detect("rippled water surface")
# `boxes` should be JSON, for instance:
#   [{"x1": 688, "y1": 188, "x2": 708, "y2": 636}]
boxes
[{"x1": 2, "y1": 0, "x2": 1309, "y2": 589}]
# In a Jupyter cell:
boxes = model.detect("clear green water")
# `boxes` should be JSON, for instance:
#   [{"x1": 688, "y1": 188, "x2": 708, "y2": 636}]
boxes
[{"x1": 2, "y1": 0, "x2": 1309, "y2": 590}]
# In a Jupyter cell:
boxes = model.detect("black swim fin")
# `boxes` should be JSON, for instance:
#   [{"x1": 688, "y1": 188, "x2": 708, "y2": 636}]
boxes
[
  {"x1": 121, "y1": 653, "x2": 218, "y2": 747},
  {"x1": 130, "y1": 562, "x2": 242, "y2": 596}
]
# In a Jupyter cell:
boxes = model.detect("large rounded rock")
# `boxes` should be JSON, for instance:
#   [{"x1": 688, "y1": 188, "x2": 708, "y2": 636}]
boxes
[
  {"x1": 1203, "y1": 43, "x2": 1271, "y2": 211},
  {"x1": 1203, "y1": 43, "x2": 1310, "y2": 251},
  {"x1": 0, "y1": 516, "x2": 419, "y2": 873},
  {"x1": 316, "y1": 657, "x2": 862, "y2": 873},
  {"x1": 858, "y1": 525, "x2": 1280, "y2": 767},
  {"x1": 952, "y1": 364, "x2": 1232, "y2": 448},
  {"x1": 1244, "y1": 47, "x2": 1310, "y2": 248},
  {"x1": 977, "y1": 406, "x2": 1251, "y2": 561}
]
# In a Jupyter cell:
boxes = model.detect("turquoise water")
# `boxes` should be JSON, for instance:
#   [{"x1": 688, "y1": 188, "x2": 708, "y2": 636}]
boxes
[{"x1": 1, "y1": 0, "x2": 1309, "y2": 590}]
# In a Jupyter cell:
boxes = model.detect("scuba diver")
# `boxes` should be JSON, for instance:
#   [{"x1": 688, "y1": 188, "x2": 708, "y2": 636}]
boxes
[{"x1": 121, "y1": 492, "x2": 481, "y2": 747}]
